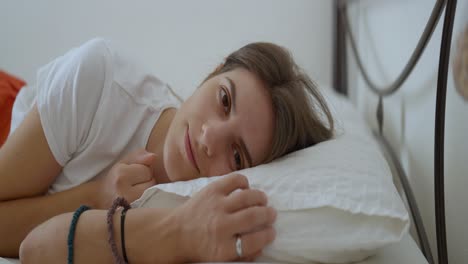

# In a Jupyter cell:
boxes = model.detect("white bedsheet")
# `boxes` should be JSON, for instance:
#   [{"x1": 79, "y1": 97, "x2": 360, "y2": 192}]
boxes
[{"x1": 0, "y1": 233, "x2": 428, "y2": 264}]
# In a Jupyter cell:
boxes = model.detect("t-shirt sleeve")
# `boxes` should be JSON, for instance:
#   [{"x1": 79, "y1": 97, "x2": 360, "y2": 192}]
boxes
[{"x1": 36, "y1": 38, "x2": 112, "y2": 166}]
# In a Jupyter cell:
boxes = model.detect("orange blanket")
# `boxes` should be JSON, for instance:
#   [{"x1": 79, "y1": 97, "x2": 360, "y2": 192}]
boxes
[{"x1": 0, "y1": 70, "x2": 25, "y2": 146}]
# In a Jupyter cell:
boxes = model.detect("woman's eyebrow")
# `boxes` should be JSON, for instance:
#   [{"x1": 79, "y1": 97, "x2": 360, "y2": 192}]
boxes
[{"x1": 225, "y1": 76, "x2": 253, "y2": 168}]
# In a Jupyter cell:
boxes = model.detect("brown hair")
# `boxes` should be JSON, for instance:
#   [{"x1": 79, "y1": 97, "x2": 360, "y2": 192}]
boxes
[{"x1": 202, "y1": 42, "x2": 335, "y2": 163}]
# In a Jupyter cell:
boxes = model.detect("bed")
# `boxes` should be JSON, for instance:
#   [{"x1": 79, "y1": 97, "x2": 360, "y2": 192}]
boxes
[
  {"x1": 0, "y1": 0, "x2": 458, "y2": 263},
  {"x1": 0, "y1": 234, "x2": 426, "y2": 264},
  {"x1": 0, "y1": 83, "x2": 429, "y2": 264}
]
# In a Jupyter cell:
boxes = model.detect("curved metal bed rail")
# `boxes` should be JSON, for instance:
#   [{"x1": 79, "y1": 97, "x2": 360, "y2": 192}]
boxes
[
  {"x1": 372, "y1": 132, "x2": 434, "y2": 264},
  {"x1": 339, "y1": 0, "x2": 446, "y2": 97},
  {"x1": 333, "y1": 1, "x2": 458, "y2": 264}
]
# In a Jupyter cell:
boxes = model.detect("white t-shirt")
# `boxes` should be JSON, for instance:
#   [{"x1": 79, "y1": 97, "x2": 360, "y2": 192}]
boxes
[{"x1": 35, "y1": 38, "x2": 181, "y2": 193}]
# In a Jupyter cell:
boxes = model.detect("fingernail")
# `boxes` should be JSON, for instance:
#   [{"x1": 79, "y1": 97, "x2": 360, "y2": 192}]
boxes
[
  {"x1": 144, "y1": 152, "x2": 155, "y2": 158},
  {"x1": 268, "y1": 228, "x2": 276, "y2": 243},
  {"x1": 270, "y1": 207, "x2": 277, "y2": 219}
]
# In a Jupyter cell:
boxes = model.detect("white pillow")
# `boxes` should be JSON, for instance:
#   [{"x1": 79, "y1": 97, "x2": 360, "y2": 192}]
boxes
[{"x1": 132, "y1": 89, "x2": 409, "y2": 263}]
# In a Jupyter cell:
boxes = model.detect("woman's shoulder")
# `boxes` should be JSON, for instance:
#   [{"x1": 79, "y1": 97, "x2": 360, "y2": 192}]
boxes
[
  {"x1": 58, "y1": 37, "x2": 181, "y2": 109},
  {"x1": 36, "y1": 38, "x2": 113, "y2": 101},
  {"x1": 77, "y1": 37, "x2": 111, "y2": 56},
  {"x1": 107, "y1": 42, "x2": 181, "y2": 108},
  {"x1": 65, "y1": 38, "x2": 113, "y2": 71}
]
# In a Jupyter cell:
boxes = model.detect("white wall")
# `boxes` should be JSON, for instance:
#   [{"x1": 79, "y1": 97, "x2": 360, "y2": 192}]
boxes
[
  {"x1": 0, "y1": 0, "x2": 332, "y2": 99},
  {"x1": 348, "y1": 1, "x2": 468, "y2": 263}
]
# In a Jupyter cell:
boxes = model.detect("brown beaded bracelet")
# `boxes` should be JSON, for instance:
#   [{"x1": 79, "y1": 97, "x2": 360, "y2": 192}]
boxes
[
  {"x1": 120, "y1": 206, "x2": 130, "y2": 263},
  {"x1": 107, "y1": 197, "x2": 131, "y2": 264}
]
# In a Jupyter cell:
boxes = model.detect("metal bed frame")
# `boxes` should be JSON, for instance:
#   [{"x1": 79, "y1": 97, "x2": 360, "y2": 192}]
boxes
[{"x1": 332, "y1": 1, "x2": 458, "y2": 264}]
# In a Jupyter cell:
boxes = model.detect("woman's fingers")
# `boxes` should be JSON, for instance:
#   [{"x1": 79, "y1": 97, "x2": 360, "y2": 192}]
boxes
[
  {"x1": 228, "y1": 206, "x2": 276, "y2": 234},
  {"x1": 113, "y1": 164, "x2": 155, "y2": 202},
  {"x1": 236, "y1": 227, "x2": 275, "y2": 259},
  {"x1": 129, "y1": 178, "x2": 156, "y2": 201},
  {"x1": 211, "y1": 174, "x2": 249, "y2": 195},
  {"x1": 225, "y1": 189, "x2": 268, "y2": 213},
  {"x1": 119, "y1": 164, "x2": 154, "y2": 185},
  {"x1": 120, "y1": 149, "x2": 156, "y2": 167},
  {"x1": 171, "y1": 173, "x2": 277, "y2": 263}
]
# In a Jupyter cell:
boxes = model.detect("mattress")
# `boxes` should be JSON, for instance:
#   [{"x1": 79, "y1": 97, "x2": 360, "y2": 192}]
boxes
[{"x1": 0, "y1": 233, "x2": 429, "y2": 264}]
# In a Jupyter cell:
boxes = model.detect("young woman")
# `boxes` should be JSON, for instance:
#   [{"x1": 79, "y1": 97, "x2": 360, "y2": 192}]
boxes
[{"x1": 0, "y1": 38, "x2": 334, "y2": 263}]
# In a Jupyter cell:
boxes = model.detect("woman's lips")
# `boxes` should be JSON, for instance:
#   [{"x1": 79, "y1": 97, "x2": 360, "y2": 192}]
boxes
[{"x1": 185, "y1": 127, "x2": 200, "y2": 173}]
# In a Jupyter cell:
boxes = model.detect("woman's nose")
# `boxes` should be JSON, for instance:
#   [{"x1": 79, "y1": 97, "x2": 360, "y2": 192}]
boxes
[{"x1": 199, "y1": 121, "x2": 229, "y2": 157}]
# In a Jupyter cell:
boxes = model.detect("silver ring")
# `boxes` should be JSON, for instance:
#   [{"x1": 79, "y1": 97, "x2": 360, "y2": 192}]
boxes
[{"x1": 235, "y1": 235, "x2": 243, "y2": 258}]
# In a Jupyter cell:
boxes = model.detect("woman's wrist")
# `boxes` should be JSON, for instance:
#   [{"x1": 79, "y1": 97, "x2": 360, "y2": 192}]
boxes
[
  {"x1": 124, "y1": 207, "x2": 186, "y2": 263},
  {"x1": 80, "y1": 180, "x2": 104, "y2": 209},
  {"x1": 169, "y1": 208, "x2": 203, "y2": 263},
  {"x1": 164, "y1": 209, "x2": 190, "y2": 263}
]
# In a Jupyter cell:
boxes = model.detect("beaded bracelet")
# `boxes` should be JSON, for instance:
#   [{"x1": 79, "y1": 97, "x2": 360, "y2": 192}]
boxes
[
  {"x1": 121, "y1": 206, "x2": 130, "y2": 263},
  {"x1": 67, "y1": 205, "x2": 91, "y2": 264},
  {"x1": 107, "y1": 197, "x2": 131, "y2": 264}
]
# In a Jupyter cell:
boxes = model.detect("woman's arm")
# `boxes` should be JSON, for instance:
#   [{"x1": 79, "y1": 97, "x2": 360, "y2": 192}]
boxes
[
  {"x1": 20, "y1": 208, "x2": 182, "y2": 264},
  {"x1": 20, "y1": 175, "x2": 277, "y2": 263},
  {"x1": 0, "y1": 106, "x2": 157, "y2": 257},
  {"x1": 0, "y1": 181, "x2": 100, "y2": 257},
  {"x1": 0, "y1": 39, "x2": 151, "y2": 257},
  {"x1": 0, "y1": 104, "x2": 160, "y2": 257},
  {"x1": 0, "y1": 106, "x2": 61, "y2": 201},
  {"x1": 0, "y1": 105, "x2": 95, "y2": 257}
]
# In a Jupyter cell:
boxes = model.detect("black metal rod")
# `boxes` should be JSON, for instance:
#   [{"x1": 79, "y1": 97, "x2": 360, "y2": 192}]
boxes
[
  {"x1": 435, "y1": 0, "x2": 457, "y2": 263},
  {"x1": 333, "y1": 0, "x2": 348, "y2": 95},
  {"x1": 373, "y1": 132, "x2": 434, "y2": 264}
]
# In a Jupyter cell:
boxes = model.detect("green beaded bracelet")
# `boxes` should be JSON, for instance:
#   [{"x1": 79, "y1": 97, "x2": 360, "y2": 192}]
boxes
[{"x1": 67, "y1": 205, "x2": 91, "y2": 264}]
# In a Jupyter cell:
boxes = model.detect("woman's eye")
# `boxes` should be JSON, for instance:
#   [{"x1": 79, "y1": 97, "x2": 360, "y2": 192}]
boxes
[
  {"x1": 233, "y1": 147, "x2": 242, "y2": 170},
  {"x1": 220, "y1": 87, "x2": 230, "y2": 114}
]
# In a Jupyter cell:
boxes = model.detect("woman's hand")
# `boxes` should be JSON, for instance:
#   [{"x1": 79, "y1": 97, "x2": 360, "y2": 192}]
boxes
[
  {"x1": 172, "y1": 174, "x2": 277, "y2": 262},
  {"x1": 94, "y1": 149, "x2": 157, "y2": 208}
]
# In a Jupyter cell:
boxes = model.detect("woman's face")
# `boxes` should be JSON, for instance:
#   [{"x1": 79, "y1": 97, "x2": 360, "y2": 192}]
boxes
[{"x1": 163, "y1": 68, "x2": 274, "y2": 182}]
